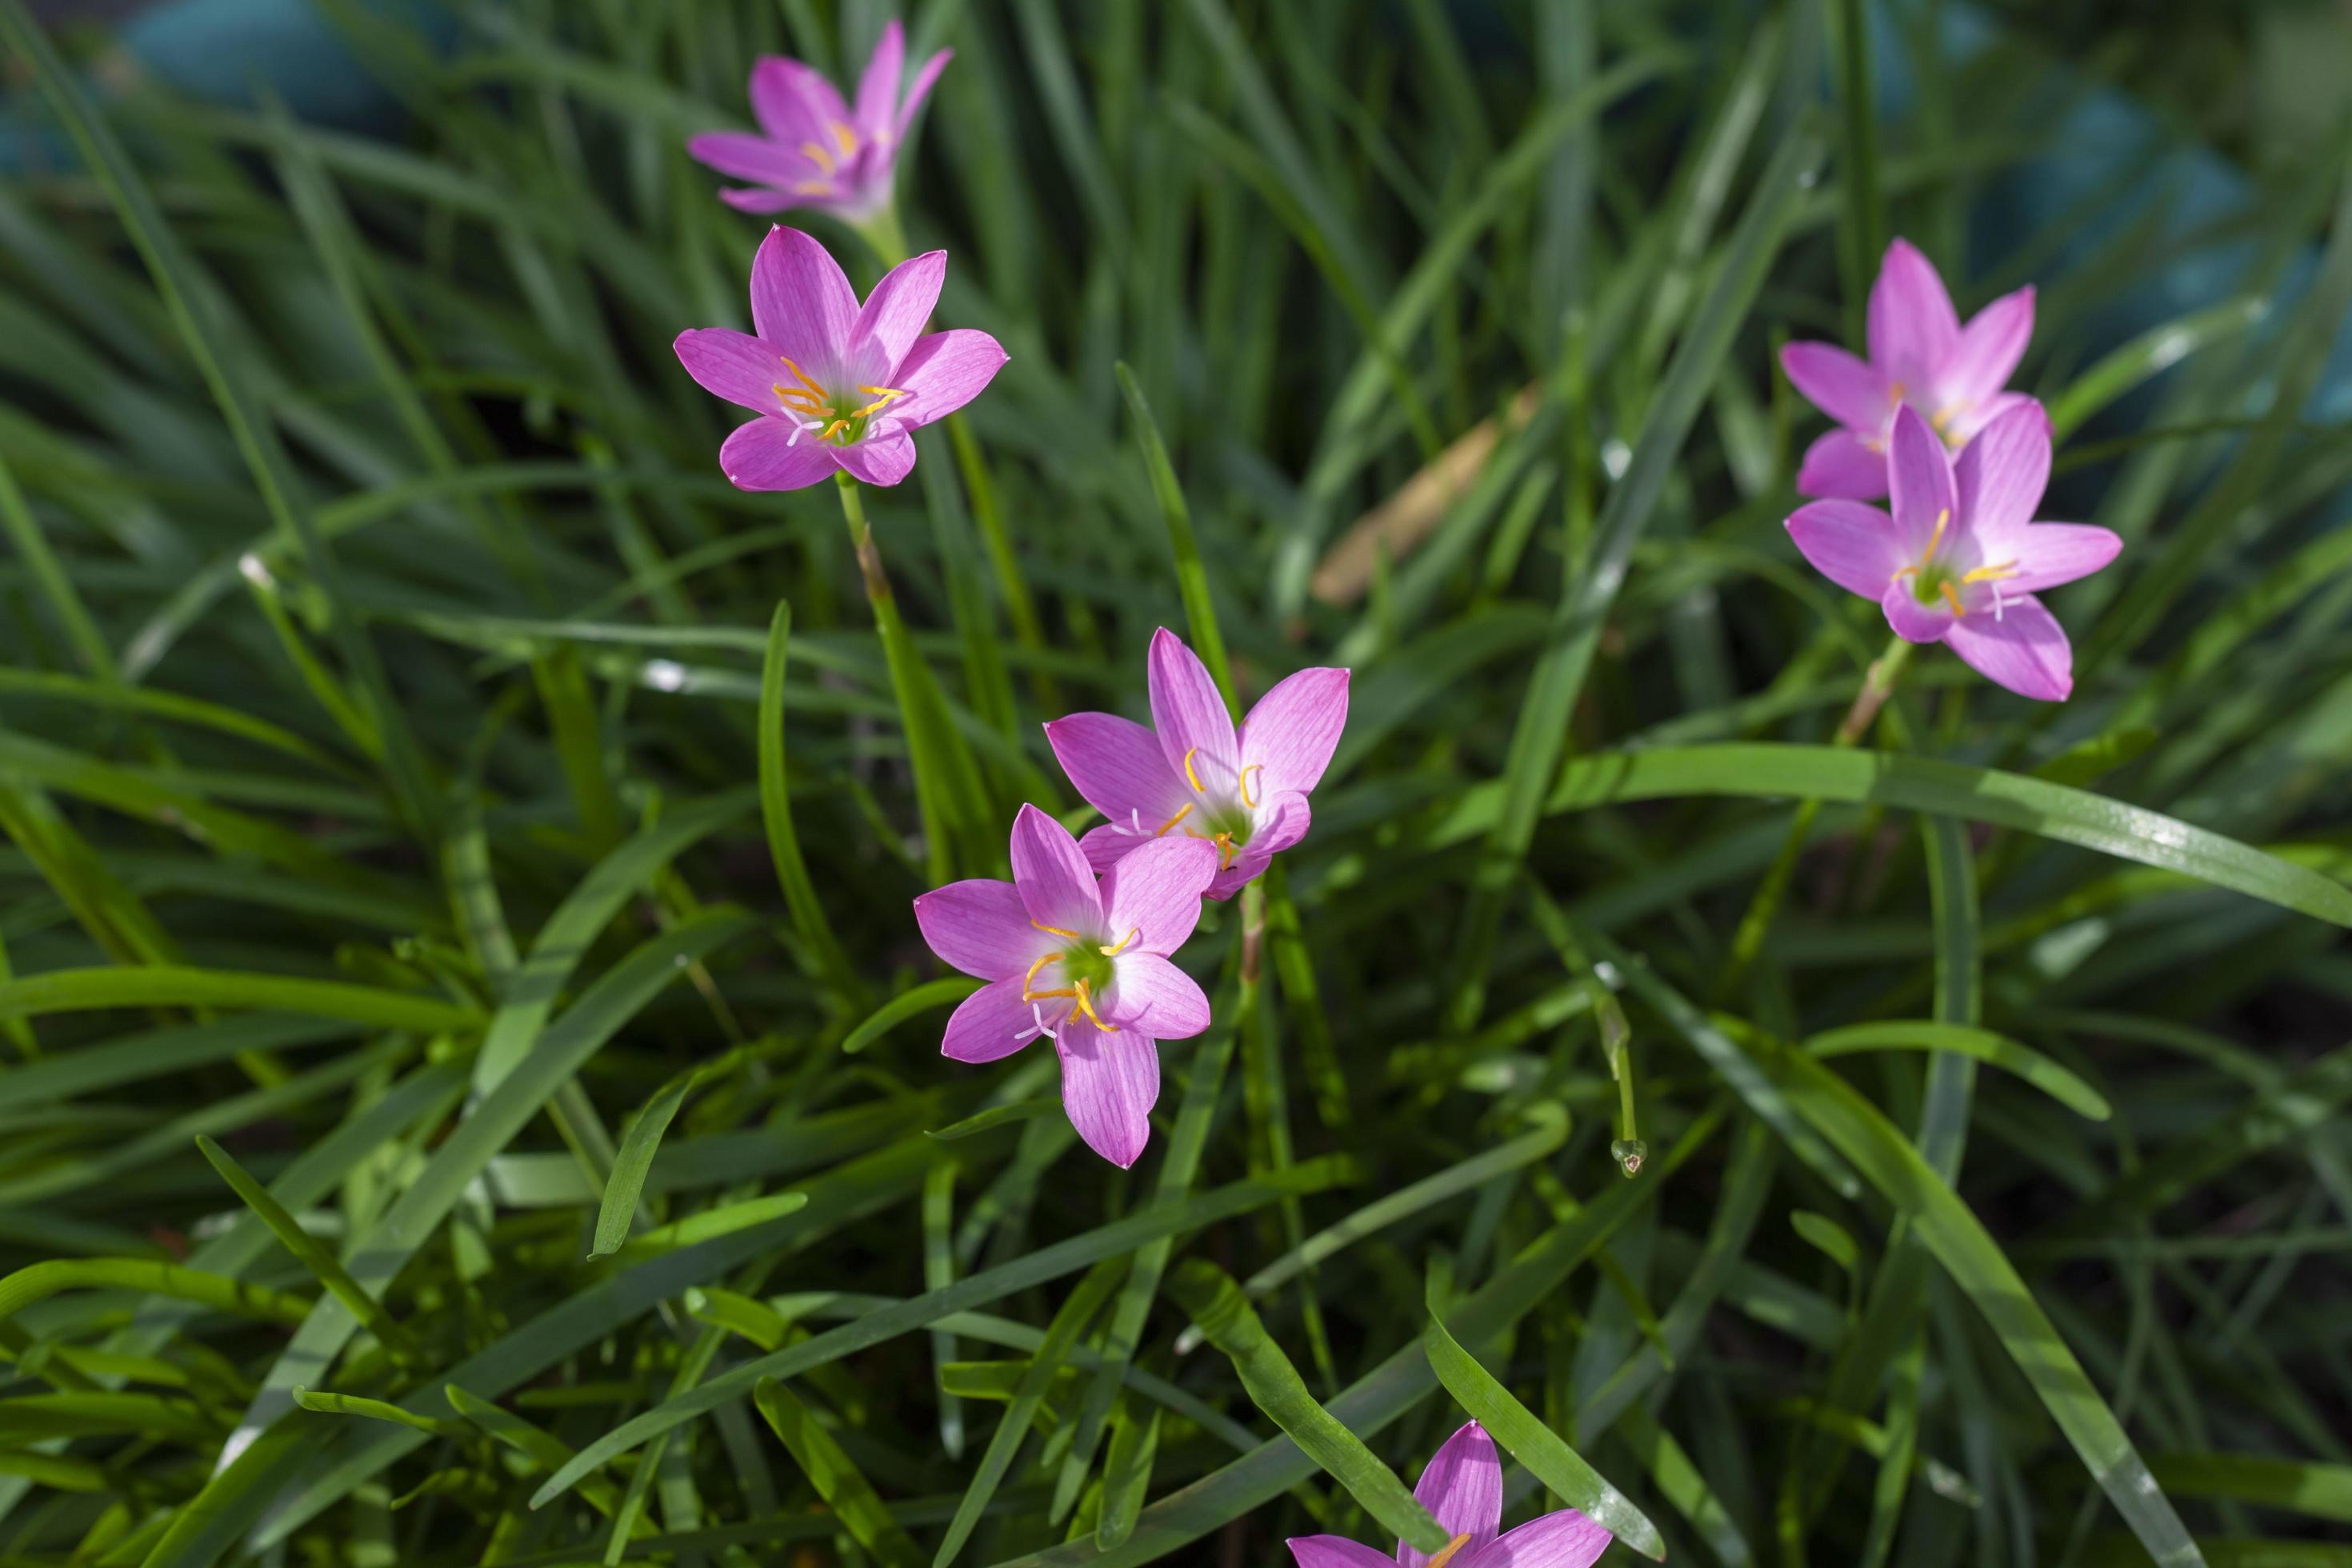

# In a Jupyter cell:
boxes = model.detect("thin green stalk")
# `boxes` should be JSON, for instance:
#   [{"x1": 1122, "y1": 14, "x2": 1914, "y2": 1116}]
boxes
[
  {"x1": 837, "y1": 473, "x2": 958, "y2": 885},
  {"x1": 1118, "y1": 362, "x2": 1238, "y2": 714}
]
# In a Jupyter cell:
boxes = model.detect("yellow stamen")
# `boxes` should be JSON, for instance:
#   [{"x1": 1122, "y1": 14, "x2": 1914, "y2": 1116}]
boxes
[
  {"x1": 800, "y1": 139, "x2": 836, "y2": 174},
  {"x1": 1212, "y1": 830, "x2": 1237, "y2": 870},
  {"x1": 1030, "y1": 919, "x2": 1081, "y2": 940},
  {"x1": 1959, "y1": 560, "x2": 2019, "y2": 585},
  {"x1": 791, "y1": 180, "x2": 834, "y2": 197},
  {"x1": 1238, "y1": 764, "x2": 1262, "y2": 809},
  {"x1": 778, "y1": 357, "x2": 830, "y2": 402},
  {"x1": 1153, "y1": 802, "x2": 1194, "y2": 837},
  {"x1": 831, "y1": 122, "x2": 858, "y2": 156},
  {"x1": 1426, "y1": 1535, "x2": 1475, "y2": 1568},
  {"x1": 1182, "y1": 747, "x2": 1206, "y2": 793},
  {"x1": 1072, "y1": 978, "x2": 1117, "y2": 1032},
  {"x1": 1021, "y1": 951, "x2": 1062, "y2": 1001},
  {"x1": 1099, "y1": 926, "x2": 1140, "y2": 957},
  {"x1": 847, "y1": 385, "x2": 909, "y2": 419},
  {"x1": 1922, "y1": 506, "x2": 1950, "y2": 562},
  {"x1": 818, "y1": 418, "x2": 854, "y2": 442},
  {"x1": 1938, "y1": 581, "x2": 1966, "y2": 618}
]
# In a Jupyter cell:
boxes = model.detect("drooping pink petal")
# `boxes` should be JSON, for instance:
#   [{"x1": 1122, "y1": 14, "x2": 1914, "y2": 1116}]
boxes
[
  {"x1": 1148, "y1": 628, "x2": 1240, "y2": 790},
  {"x1": 1240, "y1": 667, "x2": 1350, "y2": 798},
  {"x1": 718, "y1": 186, "x2": 800, "y2": 214},
  {"x1": 1098, "y1": 835, "x2": 1218, "y2": 957},
  {"x1": 1055, "y1": 1022, "x2": 1160, "y2": 1168},
  {"x1": 1780, "y1": 342, "x2": 1894, "y2": 433},
  {"x1": 850, "y1": 250, "x2": 945, "y2": 379},
  {"x1": 2006, "y1": 523, "x2": 2122, "y2": 594},
  {"x1": 1285, "y1": 1538, "x2": 1396, "y2": 1568},
  {"x1": 1209, "y1": 790, "x2": 1310, "y2": 901},
  {"x1": 1886, "y1": 405, "x2": 1957, "y2": 562},
  {"x1": 688, "y1": 130, "x2": 810, "y2": 187},
  {"x1": 893, "y1": 330, "x2": 1010, "y2": 425},
  {"x1": 1102, "y1": 953, "x2": 1210, "y2": 1038},
  {"x1": 1880, "y1": 579, "x2": 1953, "y2": 644},
  {"x1": 1009, "y1": 803, "x2": 1103, "y2": 938},
  {"x1": 912, "y1": 878, "x2": 1034, "y2": 980},
  {"x1": 674, "y1": 328, "x2": 788, "y2": 415},
  {"x1": 1078, "y1": 823, "x2": 1143, "y2": 876},
  {"x1": 941, "y1": 976, "x2": 1045, "y2": 1064},
  {"x1": 1867, "y1": 238, "x2": 1960, "y2": 387},
  {"x1": 835, "y1": 431, "x2": 917, "y2": 486},
  {"x1": 895, "y1": 50, "x2": 953, "y2": 142},
  {"x1": 1044, "y1": 711, "x2": 1190, "y2": 828},
  {"x1": 1934, "y1": 284, "x2": 2034, "y2": 410},
  {"x1": 1786, "y1": 499, "x2": 1907, "y2": 600},
  {"x1": 1457, "y1": 1508, "x2": 1613, "y2": 1568},
  {"x1": 1944, "y1": 389, "x2": 2038, "y2": 447},
  {"x1": 852, "y1": 20, "x2": 906, "y2": 140},
  {"x1": 718, "y1": 419, "x2": 841, "y2": 492},
  {"x1": 747, "y1": 55, "x2": 850, "y2": 143},
  {"x1": 1952, "y1": 399, "x2": 2051, "y2": 545},
  {"x1": 750, "y1": 226, "x2": 859, "y2": 373},
  {"x1": 1943, "y1": 592, "x2": 2073, "y2": 699},
  {"x1": 1795, "y1": 428, "x2": 1890, "y2": 500},
  {"x1": 1400, "y1": 1422, "x2": 1502, "y2": 1567}
]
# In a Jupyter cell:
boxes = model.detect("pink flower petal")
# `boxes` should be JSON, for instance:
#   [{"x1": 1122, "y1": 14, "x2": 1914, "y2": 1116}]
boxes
[
  {"x1": 750, "y1": 226, "x2": 859, "y2": 375},
  {"x1": 1952, "y1": 399, "x2": 2051, "y2": 545},
  {"x1": 748, "y1": 55, "x2": 850, "y2": 144},
  {"x1": 853, "y1": 20, "x2": 906, "y2": 140},
  {"x1": 1867, "y1": 238, "x2": 1960, "y2": 387},
  {"x1": 1401, "y1": 1421, "x2": 1502, "y2": 1566},
  {"x1": 675, "y1": 328, "x2": 788, "y2": 415},
  {"x1": 1286, "y1": 1539, "x2": 1397, "y2": 1568},
  {"x1": 836, "y1": 431, "x2": 917, "y2": 486},
  {"x1": 718, "y1": 186, "x2": 800, "y2": 214},
  {"x1": 718, "y1": 419, "x2": 841, "y2": 492},
  {"x1": 894, "y1": 330, "x2": 1010, "y2": 426},
  {"x1": 1935, "y1": 284, "x2": 2034, "y2": 411},
  {"x1": 1078, "y1": 823, "x2": 1142, "y2": 876},
  {"x1": 1457, "y1": 1507, "x2": 1613, "y2": 1568},
  {"x1": 850, "y1": 250, "x2": 946, "y2": 381},
  {"x1": 1943, "y1": 592, "x2": 2073, "y2": 699},
  {"x1": 1102, "y1": 953, "x2": 1210, "y2": 1038},
  {"x1": 911, "y1": 878, "x2": 1034, "y2": 981},
  {"x1": 1786, "y1": 499, "x2": 1906, "y2": 601},
  {"x1": 1795, "y1": 428, "x2": 1890, "y2": 501},
  {"x1": 1010, "y1": 802, "x2": 1103, "y2": 938},
  {"x1": 941, "y1": 976, "x2": 1044, "y2": 1064},
  {"x1": 1780, "y1": 341, "x2": 1893, "y2": 433},
  {"x1": 2006, "y1": 523, "x2": 2122, "y2": 595},
  {"x1": 1054, "y1": 1022, "x2": 1160, "y2": 1168},
  {"x1": 1886, "y1": 405, "x2": 1956, "y2": 562},
  {"x1": 1148, "y1": 627, "x2": 1240, "y2": 790},
  {"x1": 1100, "y1": 835, "x2": 1218, "y2": 956},
  {"x1": 895, "y1": 50, "x2": 953, "y2": 142},
  {"x1": 1207, "y1": 790, "x2": 1310, "y2": 901},
  {"x1": 1945, "y1": 389, "x2": 2038, "y2": 448},
  {"x1": 1880, "y1": 578, "x2": 1953, "y2": 644},
  {"x1": 1045, "y1": 711, "x2": 1190, "y2": 827},
  {"x1": 1240, "y1": 666, "x2": 1350, "y2": 798},
  {"x1": 688, "y1": 130, "x2": 809, "y2": 186}
]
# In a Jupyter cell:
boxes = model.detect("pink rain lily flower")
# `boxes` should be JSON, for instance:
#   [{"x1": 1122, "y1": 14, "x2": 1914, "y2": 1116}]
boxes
[
  {"x1": 1787, "y1": 401, "x2": 2121, "y2": 701},
  {"x1": 688, "y1": 21, "x2": 949, "y2": 222},
  {"x1": 1044, "y1": 629, "x2": 1348, "y2": 902},
  {"x1": 674, "y1": 226, "x2": 1006, "y2": 491},
  {"x1": 1288, "y1": 1420, "x2": 1612, "y2": 1568},
  {"x1": 1782, "y1": 237, "x2": 2038, "y2": 500},
  {"x1": 913, "y1": 805, "x2": 1219, "y2": 1169}
]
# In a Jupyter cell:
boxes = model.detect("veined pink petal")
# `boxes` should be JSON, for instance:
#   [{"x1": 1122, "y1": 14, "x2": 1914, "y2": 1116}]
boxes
[
  {"x1": 1286, "y1": 1539, "x2": 1396, "y2": 1568},
  {"x1": 912, "y1": 878, "x2": 1033, "y2": 980},
  {"x1": 1786, "y1": 499, "x2": 1906, "y2": 600},
  {"x1": 718, "y1": 419, "x2": 840, "y2": 492},
  {"x1": 1886, "y1": 405, "x2": 1956, "y2": 562},
  {"x1": 1867, "y1": 238, "x2": 1960, "y2": 386},
  {"x1": 674, "y1": 328, "x2": 788, "y2": 414},
  {"x1": 851, "y1": 250, "x2": 946, "y2": 379},
  {"x1": 1400, "y1": 1422, "x2": 1502, "y2": 1567},
  {"x1": 894, "y1": 330, "x2": 1009, "y2": 425},
  {"x1": 1045, "y1": 711, "x2": 1190, "y2": 827},
  {"x1": 1880, "y1": 579, "x2": 1954, "y2": 644},
  {"x1": 1241, "y1": 666, "x2": 1350, "y2": 798},
  {"x1": 853, "y1": 21, "x2": 906, "y2": 141},
  {"x1": 1944, "y1": 389, "x2": 2038, "y2": 448},
  {"x1": 1780, "y1": 341, "x2": 1893, "y2": 433},
  {"x1": 1935, "y1": 284, "x2": 2034, "y2": 410},
  {"x1": 688, "y1": 130, "x2": 811, "y2": 186},
  {"x1": 2006, "y1": 524, "x2": 2121, "y2": 594},
  {"x1": 1457, "y1": 1508, "x2": 1613, "y2": 1568},
  {"x1": 1055, "y1": 1022, "x2": 1159, "y2": 1168},
  {"x1": 1149, "y1": 628, "x2": 1240, "y2": 788},
  {"x1": 748, "y1": 55, "x2": 850, "y2": 144},
  {"x1": 836, "y1": 431, "x2": 917, "y2": 486},
  {"x1": 750, "y1": 226, "x2": 858, "y2": 373},
  {"x1": 1209, "y1": 790, "x2": 1310, "y2": 901},
  {"x1": 1944, "y1": 592, "x2": 2072, "y2": 699},
  {"x1": 1078, "y1": 823, "x2": 1146, "y2": 875},
  {"x1": 1795, "y1": 428, "x2": 1890, "y2": 501},
  {"x1": 1102, "y1": 953, "x2": 1210, "y2": 1038},
  {"x1": 895, "y1": 50, "x2": 953, "y2": 142},
  {"x1": 1010, "y1": 803, "x2": 1103, "y2": 938},
  {"x1": 942, "y1": 976, "x2": 1044, "y2": 1064},
  {"x1": 1101, "y1": 835, "x2": 1218, "y2": 956},
  {"x1": 1953, "y1": 399, "x2": 2051, "y2": 545}
]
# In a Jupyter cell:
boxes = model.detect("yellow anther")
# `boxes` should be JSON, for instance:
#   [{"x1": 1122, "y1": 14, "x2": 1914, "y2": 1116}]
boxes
[
  {"x1": 1886, "y1": 380, "x2": 1906, "y2": 406},
  {"x1": 1238, "y1": 764, "x2": 1262, "y2": 810},
  {"x1": 1021, "y1": 951, "x2": 1065, "y2": 1001},
  {"x1": 778, "y1": 357, "x2": 830, "y2": 401},
  {"x1": 1030, "y1": 919, "x2": 1082, "y2": 940},
  {"x1": 791, "y1": 180, "x2": 834, "y2": 197},
  {"x1": 1922, "y1": 507, "x2": 1950, "y2": 562},
  {"x1": 831, "y1": 122, "x2": 858, "y2": 156},
  {"x1": 1182, "y1": 747, "x2": 1206, "y2": 793},
  {"x1": 1153, "y1": 802, "x2": 1194, "y2": 837},
  {"x1": 800, "y1": 139, "x2": 837, "y2": 174},
  {"x1": 847, "y1": 385, "x2": 909, "y2": 420},
  {"x1": 1072, "y1": 978, "x2": 1117, "y2": 1033},
  {"x1": 1212, "y1": 830, "x2": 1236, "y2": 870},
  {"x1": 1099, "y1": 927, "x2": 1140, "y2": 958},
  {"x1": 1426, "y1": 1537, "x2": 1475, "y2": 1568},
  {"x1": 1938, "y1": 581, "x2": 1966, "y2": 618},
  {"x1": 1960, "y1": 560, "x2": 2019, "y2": 586},
  {"x1": 818, "y1": 418, "x2": 854, "y2": 442}
]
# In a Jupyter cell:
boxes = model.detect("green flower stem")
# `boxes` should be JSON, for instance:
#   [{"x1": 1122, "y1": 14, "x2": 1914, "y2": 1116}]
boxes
[{"x1": 836, "y1": 473, "x2": 954, "y2": 884}]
